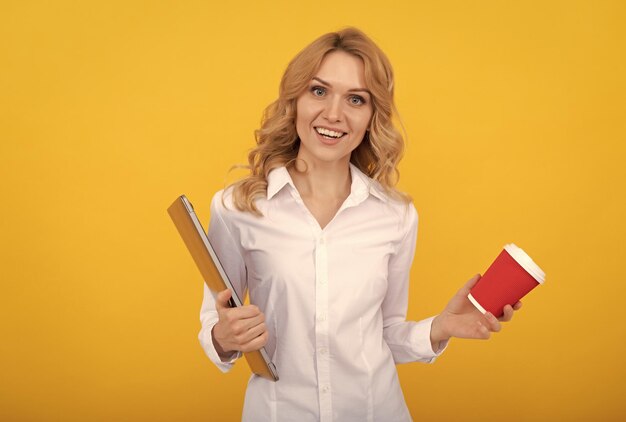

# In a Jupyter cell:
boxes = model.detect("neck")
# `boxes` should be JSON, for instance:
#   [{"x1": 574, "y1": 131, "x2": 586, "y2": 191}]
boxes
[{"x1": 288, "y1": 159, "x2": 352, "y2": 200}]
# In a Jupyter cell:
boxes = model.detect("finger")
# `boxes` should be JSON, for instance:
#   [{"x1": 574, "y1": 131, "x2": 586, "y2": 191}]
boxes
[
  {"x1": 457, "y1": 274, "x2": 482, "y2": 295},
  {"x1": 215, "y1": 289, "x2": 232, "y2": 311},
  {"x1": 231, "y1": 312, "x2": 265, "y2": 335},
  {"x1": 237, "y1": 321, "x2": 267, "y2": 344},
  {"x1": 513, "y1": 301, "x2": 523, "y2": 311},
  {"x1": 475, "y1": 321, "x2": 491, "y2": 339},
  {"x1": 240, "y1": 330, "x2": 269, "y2": 353},
  {"x1": 229, "y1": 304, "x2": 263, "y2": 320},
  {"x1": 221, "y1": 306, "x2": 263, "y2": 332},
  {"x1": 484, "y1": 312, "x2": 502, "y2": 332},
  {"x1": 499, "y1": 304, "x2": 514, "y2": 322}
]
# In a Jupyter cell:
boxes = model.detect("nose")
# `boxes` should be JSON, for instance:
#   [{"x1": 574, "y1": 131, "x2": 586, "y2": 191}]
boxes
[{"x1": 323, "y1": 95, "x2": 343, "y2": 122}]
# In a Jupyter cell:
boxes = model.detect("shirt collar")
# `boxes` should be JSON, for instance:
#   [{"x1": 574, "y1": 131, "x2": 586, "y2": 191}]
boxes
[
  {"x1": 266, "y1": 163, "x2": 389, "y2": 203},
  {"x1": 266, "y1": 166, "x2": 295, "y2": 200},
  {"x1": 349, "y1": 163, "x2": 388, "y2": 203}
]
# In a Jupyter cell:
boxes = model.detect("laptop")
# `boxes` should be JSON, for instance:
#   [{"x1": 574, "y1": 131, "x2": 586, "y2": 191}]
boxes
[{"x1": 167, "y1": 195, "x2": 279, "y2": 381}]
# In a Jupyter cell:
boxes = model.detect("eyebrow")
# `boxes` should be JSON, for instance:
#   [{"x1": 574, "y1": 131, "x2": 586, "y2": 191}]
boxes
[{"x1": 312, "y1": 77, "x2": 371, "y2": 96}]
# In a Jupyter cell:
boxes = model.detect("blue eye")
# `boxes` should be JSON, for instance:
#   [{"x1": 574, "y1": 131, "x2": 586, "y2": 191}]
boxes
[
  {"x1": 311, "y1": 86, "x2": 326, "y2": 97},
  {"x1": 349, "y1": 95, "x2": 365, "y2": 106}
]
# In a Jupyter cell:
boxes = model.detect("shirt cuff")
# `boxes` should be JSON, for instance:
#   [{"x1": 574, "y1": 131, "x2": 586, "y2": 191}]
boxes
[{"x1": 411, "y1": 316, "x2": 449, "y2": 363}]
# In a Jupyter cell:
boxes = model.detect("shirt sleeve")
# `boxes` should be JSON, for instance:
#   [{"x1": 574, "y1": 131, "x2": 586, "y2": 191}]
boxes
[
  {"x1": 198, "y1": 191, "x2": 247, "y2": 372},
  {"x1": 381, "y1": 203, "x2": 449, "y2": 364}
]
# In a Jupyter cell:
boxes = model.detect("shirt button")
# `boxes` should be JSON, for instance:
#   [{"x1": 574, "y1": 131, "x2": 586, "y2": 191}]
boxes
[
  {"x1": 321, "y1": 384, "x2": 330, "y2": 393},
  {"x1": 319, "y1": 348, "x2": 328, "y2": 355},
  {"x1": 317, "y1": 313, "x2": 327, "y2": 321},
  {"x1": 319, "y1": 235, "x2": 325, "y2": 244}
]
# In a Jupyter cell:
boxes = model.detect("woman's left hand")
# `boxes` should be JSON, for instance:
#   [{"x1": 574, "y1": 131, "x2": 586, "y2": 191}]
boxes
[{"x1": 430, "y1": 274, "x2": 522, "y2": 349}]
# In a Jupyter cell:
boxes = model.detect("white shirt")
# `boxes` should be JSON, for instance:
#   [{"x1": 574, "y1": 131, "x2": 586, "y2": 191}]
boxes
[{"x1": 199, "y1": 164, "x2": 445, "y2": 422}]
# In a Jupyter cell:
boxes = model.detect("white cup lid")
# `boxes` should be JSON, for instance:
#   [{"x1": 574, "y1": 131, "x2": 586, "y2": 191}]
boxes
[{"x1": 504, "y1": 243, "x2": 546, "y2": 284}]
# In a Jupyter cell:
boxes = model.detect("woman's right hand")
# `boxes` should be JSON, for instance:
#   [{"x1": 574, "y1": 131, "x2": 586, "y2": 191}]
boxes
[{"x1": 212, "y1": 289, "x2": 268, "y2": 358}]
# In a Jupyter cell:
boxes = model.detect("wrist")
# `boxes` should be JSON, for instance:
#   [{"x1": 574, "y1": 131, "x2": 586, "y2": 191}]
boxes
[
  {"x1": 211, "y1": 324, "x2": 233, "y2": 359},
  {"x1": 430, "y1": 314, "x2": 450, "y2": 348}
]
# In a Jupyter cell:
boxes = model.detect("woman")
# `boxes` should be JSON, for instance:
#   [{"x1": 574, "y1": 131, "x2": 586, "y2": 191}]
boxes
[{"x1": 199, "y1": 28, "x2": 520, "y2": 421}]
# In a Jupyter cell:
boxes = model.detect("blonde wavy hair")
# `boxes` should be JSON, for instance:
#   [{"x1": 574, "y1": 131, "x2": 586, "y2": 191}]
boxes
[{"x1": 230, "y1": 27, "x2": 408, "y2": 214}]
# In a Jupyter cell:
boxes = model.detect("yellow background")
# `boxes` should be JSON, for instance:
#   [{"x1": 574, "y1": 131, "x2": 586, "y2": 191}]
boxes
[{"x1": 1, "y1": 1, "x2": 624, "y2": 420}]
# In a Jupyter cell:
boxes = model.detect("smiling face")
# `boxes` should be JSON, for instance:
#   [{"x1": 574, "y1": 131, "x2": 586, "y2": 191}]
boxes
[{"x1": 294, "y1": 50, "x2": 373, "y2": 168}]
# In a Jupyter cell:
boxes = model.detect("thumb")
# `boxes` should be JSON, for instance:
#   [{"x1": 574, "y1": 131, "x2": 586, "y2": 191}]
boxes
[
  {"x1": 215, "y1": 289, "x2": 232, "y2": 311},
  {"x1": 458, "y1": 274, "x2": 481, "y2": 295}
]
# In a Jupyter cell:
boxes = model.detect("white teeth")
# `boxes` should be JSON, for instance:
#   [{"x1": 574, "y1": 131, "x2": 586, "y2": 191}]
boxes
[{"x1": 315, "y1": 127, "x2": 345, "y2": 138}]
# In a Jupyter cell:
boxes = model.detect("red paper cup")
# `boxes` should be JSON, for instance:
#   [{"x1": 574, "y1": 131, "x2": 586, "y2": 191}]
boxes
[{"x1": 468, "y1": 244, "x2": 545, "y2": 317}]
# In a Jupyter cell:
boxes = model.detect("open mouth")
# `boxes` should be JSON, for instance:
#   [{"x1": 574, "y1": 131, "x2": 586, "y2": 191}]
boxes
[{"x1": 315, "y1": 127, "x2": 346, "y2": 139}]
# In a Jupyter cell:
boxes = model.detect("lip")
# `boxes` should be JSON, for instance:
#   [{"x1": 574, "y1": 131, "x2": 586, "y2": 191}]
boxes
[
  {"x1": 314, "y1": 125, "x2": 346, "y2": 134},
  {"x1": 313, "y1": 126, "x2": 348, "y2": 146}
]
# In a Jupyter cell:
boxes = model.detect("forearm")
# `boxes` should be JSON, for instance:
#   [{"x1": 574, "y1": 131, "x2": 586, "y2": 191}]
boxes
[{"x1": 384, "y1": 317, "x2": 447, "y2": 363}]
